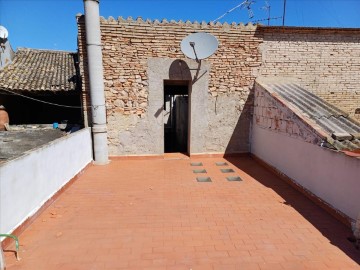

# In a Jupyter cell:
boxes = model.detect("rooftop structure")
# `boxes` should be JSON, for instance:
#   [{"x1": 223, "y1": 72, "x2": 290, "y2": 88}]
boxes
[
  {"x1": 0, "y1": 48, "x2": 79, "y2": 92},
  {"x1": 256, "y1": 79, "x2": 360, "y2": 152},
  {"x1": 0, "y1": 128, "x2": 65, "y2": 164},
  {"x1": 0, "y1": 48, "x2": 82, "y2": 125},
  {"x1": 1, "y1": 1, "x2": 360, "y2": 268}
]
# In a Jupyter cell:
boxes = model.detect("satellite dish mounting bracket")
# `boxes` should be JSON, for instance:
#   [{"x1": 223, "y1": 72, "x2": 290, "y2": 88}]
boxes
[
  {"x1": 180, "y1": 32, "x2": 218, "y2": 83},
  {"x1": 189, "y1": 42, "x2": 200, "y2": 63}
]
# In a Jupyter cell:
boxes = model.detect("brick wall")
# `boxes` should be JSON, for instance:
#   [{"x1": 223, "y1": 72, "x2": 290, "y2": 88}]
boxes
[
  {"x1": 77, "y1": 16, "x2": 263, "y2": 155},
  {"x1": 78, "y1": 16, "x2": 262, "y2": 115},
  {"x1": 259, "y1": 27, "x2": 360, "y2": 121}
]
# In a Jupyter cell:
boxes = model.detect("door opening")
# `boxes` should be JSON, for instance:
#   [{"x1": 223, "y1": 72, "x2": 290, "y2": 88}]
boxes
[{"x1": 164, "y1": 81, "x2": 189, "y2": 153}]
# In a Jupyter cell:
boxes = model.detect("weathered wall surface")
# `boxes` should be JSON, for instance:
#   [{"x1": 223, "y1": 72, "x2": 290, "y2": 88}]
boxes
[
  {"x1": 253, "y1": 82, "x2": 323, "y2": 145},
  {"x1": 252, "y1": 83, "x2": 360, "y2": 220},
  {"x1": 77, "y1": 16, "x2": 360, "y2": 156},
  {"x1": 77, "y1": 16, "x2": 263, "y2": 155},
  {"x1": 259, "y1": 27, "x2": 360, "y2": 121}
]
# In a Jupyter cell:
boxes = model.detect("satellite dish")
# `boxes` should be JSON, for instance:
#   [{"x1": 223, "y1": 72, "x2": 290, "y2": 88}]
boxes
[
  {"x1": 0, "y1": 26, "x2": 9, "y2": 39},
  {"x1": 181, "y1": 32, "x2": 218, "y2": 61}
]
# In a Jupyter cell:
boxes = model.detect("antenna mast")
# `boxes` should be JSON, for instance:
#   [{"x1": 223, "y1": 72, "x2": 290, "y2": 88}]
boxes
[
  {"x1": 282, "y1": 0, "x2": 287, "y2": 26},
  {"x1": 261, "y1": 1, "x2": 271, "y2": 25},
  {"x1": 213, "y1": 0, "x2": 256, "y2": 23}
]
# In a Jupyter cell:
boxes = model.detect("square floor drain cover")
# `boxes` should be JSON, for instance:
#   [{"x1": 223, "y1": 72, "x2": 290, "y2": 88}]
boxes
[
  {"x1": 191, "y1": 162, "x2": 203, "y2": 166},
  {"x1": 196, "y1": 177, "x2": 212, "y2": 182},
  {"x1": 193, "y1": 169, "x2": 207, "y2": 173},
  {"x1": 221, "y1": 168, "x2": 235, "y2": 173},
  {"x1": 226, "y1": 176, "x2": 242, "y2": 181},
  {"x1": 216, "y1": 162, "x2": 228, "y2": 166}
]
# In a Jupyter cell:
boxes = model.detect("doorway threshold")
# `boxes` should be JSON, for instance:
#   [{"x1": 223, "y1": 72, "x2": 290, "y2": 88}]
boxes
[{"x1": 164, "y1": 152, "x2": 189, "y2": 160}]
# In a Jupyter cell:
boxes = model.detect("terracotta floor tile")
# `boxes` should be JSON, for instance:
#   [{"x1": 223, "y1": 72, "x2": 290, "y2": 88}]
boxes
[{"x1": 3, "y1": 157, "x2": 360, "y2": 269}]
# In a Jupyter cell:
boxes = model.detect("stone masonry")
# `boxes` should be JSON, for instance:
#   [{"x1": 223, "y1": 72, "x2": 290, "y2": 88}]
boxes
[
  {"x1": 77, "y1": 16, "x2": 262, "y2": 155},
  {"x1": 77, "y1": 16, "x2": 360, "y2": 155},
  {"x1": 260, "y1": 27, "x2": 360, "y2": 121}
]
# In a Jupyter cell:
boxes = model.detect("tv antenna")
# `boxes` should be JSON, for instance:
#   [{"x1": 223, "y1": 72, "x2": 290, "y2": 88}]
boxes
[
  {"x1": 251, "y1": 16, "x2": 283, "y2": 24},
  {"x1": 242, "y1": 0, "x2": 255, "y2": 19},
  {"x1": 213, "y1": 0, "x2": 256, "y2": 23},
  {"x1": 261, "y1": 1, "x2": 271, "y2": 25}
]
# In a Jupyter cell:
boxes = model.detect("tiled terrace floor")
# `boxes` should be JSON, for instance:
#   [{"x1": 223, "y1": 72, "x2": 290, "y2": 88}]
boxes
[{"x1": 4, "y1": 156, "x2": 360, "y2": 269}]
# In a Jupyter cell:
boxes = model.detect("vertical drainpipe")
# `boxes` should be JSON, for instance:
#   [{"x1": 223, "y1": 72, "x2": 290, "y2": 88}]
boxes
[{"x1": 83, "y1": 0, "x2": 109, "y2": 164}]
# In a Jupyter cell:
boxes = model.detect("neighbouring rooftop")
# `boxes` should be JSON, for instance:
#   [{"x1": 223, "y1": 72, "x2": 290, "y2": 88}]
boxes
[
  {"x1": 0, "y1": 48, "x2": 79, "y2": 92},
  {"x1": 0, "y1": 128, "x2": 65, "y2": 163},
  {"x1": 3, "y1": 157, "x2": 360, "y2": 269},
  {"x1": 256, "y1": 79, "x2": 360, "y2": 152}
]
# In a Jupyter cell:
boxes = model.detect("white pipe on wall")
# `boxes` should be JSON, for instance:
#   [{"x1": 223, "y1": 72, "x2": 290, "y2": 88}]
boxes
[{"x1": 83, "y1": 0, "x2": 109, "y2": 164}]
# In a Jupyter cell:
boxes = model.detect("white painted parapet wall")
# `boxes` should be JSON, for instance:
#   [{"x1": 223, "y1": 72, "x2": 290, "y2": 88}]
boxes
[
  {"x1": 0, "y1": 128, "x2": 93, "y2": 235},
  {"x1": 251, "y1": 85, "x2": 360, "y2": 220}
]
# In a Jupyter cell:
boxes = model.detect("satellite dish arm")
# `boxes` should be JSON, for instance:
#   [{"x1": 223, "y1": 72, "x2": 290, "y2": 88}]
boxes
[{"x1": 189, "y1": 42, "x2": 200, "y2": 63}]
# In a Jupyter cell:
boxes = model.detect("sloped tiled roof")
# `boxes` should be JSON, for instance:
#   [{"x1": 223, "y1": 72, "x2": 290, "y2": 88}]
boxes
[
  {"x1": 256, "y1": 78, "x2": 360, "y2": 152},
  {"x1": 0, "y1": 48, "x2": 78, "y2": 92}
]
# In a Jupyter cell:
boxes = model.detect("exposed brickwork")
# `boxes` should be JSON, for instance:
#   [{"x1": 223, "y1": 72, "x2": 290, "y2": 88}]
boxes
[
  {"x1": 254, "y1": 83, "x2": 323, "y2": 145},
  {"x1": 77, "y1": 16, "x2": 263, "y2": 154},
  {"x1": 260, "y1": 27, "x2": 360, "y2": 121},
  {"x1": 77, "y1": 16, "x2": 262, "y2": 118},
  {"x1": 77, "y1": 17, "x2": 360, "y2": 154}
]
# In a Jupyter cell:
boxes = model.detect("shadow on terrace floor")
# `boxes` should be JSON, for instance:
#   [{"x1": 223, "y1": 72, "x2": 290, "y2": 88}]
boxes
[{"x1": 225, "y1": 156, "x2": 360, "y2": 265}]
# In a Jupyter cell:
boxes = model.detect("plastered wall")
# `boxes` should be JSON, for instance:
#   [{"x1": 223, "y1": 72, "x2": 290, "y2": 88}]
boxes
[
  {"x1": 0, "y1": 128, "x2": 92, "y2": 235},
  {"x1": 252, "y1": 83, "x2": 360, "y2": 220}
]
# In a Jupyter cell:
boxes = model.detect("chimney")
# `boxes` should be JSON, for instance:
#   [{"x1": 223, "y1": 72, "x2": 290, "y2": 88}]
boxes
[{"x1": 83, "y1": 0, "x2": 109, "y2": 165}]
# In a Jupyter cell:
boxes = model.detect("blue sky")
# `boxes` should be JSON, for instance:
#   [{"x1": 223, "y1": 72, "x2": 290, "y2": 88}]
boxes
[{"x1": 0, "y1": 0, "x2": 359, "y2": 51}]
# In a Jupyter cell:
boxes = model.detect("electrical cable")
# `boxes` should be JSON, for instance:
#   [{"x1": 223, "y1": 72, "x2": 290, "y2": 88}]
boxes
[{"x1": 0, "y1": 88, "x2": 105, "y2": 109}]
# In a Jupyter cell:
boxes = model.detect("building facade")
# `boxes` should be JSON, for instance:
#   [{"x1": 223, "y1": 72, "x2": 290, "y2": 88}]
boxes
[{"x1": 77, "y1": 16, "x2": 360, "y2": 156}]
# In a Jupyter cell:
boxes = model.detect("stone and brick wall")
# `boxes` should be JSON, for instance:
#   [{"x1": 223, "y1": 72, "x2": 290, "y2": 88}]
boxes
[
  {"x1": 253, "y1": 82, "x2": 323, "y2": 145},
  {"x1": 77, "y1": 16, "x2": 360, "y2": 155},
  {"x1": 77, "y1": 16, "x2": 263, "y2": 155},
  {"x1": 259, "y1": 27, "x2": 360, "y2": 121}
]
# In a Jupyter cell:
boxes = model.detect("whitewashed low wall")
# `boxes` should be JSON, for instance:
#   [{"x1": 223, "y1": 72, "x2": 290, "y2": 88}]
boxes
[
  {"x1": 251, "y1": 125, "x2": 360, "y2": 221},
  {"x1": 0, "y1": 128, "x2": 93, "y2": 235}
]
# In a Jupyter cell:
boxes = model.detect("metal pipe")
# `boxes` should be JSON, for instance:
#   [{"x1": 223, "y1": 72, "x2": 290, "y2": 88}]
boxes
[
  {"x1": 83, "y1": 0, "x2": 109, "y2": 165},
  {"x1": 282, "y1": 0, "x2": 287, "y2": 26},
  {"x1": 0, "y1": 234, "x2": 20, "y2": 261}
]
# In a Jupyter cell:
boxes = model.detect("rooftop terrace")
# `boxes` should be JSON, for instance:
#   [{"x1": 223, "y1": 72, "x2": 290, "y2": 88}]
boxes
[{"x1": 4, "y1": 156, "x2": 360, "y2": 269}]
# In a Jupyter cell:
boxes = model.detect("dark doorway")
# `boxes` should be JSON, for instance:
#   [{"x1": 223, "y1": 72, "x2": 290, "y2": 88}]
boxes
[{"x1": 164, "y1": 80, "x2": 189, "y2": 153}]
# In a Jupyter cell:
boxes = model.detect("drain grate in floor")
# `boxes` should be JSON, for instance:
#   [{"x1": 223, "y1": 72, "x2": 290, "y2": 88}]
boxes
[
  {"x1": 193, "y1": 169, "x2": 207, "y2": 174},
  {"x1": 216, "y1": 162, "x2": 228, "y2": 166},
  {"x1": 190, "y1": 162, "x2": 203, "y2": 166},
  {"x1": 196, "y1": 177, "x2": 212, "y2": 182},
  {"x1": 221, "y1": 168, "x2": 235, "y2": 173},
  {"x1": 226, "y1": 176, "x2": 242, "y2": 181}
]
